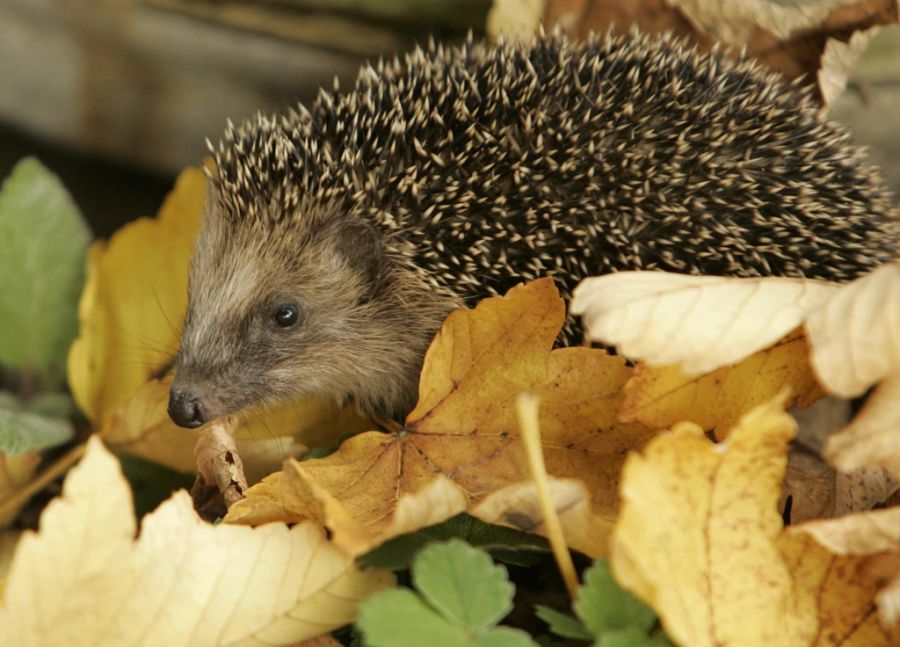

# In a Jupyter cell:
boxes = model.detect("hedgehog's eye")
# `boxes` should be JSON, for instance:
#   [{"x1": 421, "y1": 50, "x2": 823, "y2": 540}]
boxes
[{"x1": 272, "y1": 304, "x2": 300, "y2": 328}]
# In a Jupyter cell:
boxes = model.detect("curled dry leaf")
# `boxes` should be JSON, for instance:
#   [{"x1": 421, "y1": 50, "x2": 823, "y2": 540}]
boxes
[
  {"x1": 783, "y1": 445, "x2": 896, "y2": 524},
  {"x1": 193, "y1": 418, "x2": 248, "y2": 513},
  {"x1": 0, "y1": 436, "x2": 393, "y2": 646},
  {"x1": 621, "y1": 329, "x2": 823, "y2": 436},
  {"x1": 571, "y1": 271, "x2": 837, "y2": 373},
  {"x1": 612, "y1": 394, "x2": 899, "y2": 646},
  {"x1": 806, "y1": 261, "x2": 900, "y2": 398},
  {"x1": 229, "y1": 279, "x2": 655, "y2": 557}
]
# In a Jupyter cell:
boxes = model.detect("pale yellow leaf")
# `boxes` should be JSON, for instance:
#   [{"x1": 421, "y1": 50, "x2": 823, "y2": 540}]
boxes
[
  {"x1": 0, "y1": 436, "x2": 393, "y2": 646},
  {"x1": 806, "y1": 261, "x2": 900, "y2": 398},
  {"x1": 572, "y1": 271, "x2": 836, "y2": 373},
  {"x1": 612, "y1": 394, "x2": 898, "y2": 645}
]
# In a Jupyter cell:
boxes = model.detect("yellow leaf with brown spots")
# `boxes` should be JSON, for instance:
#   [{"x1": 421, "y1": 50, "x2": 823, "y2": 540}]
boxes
[
  {"x1": 228, "y1": 278, "x2": 654, "y2": 556},
  {"x1": 621, "y1": 330, "x2": 823, "y2": 437},
  {"x1": 612, "y1": 395, "x2": 899, "y2": 647}
]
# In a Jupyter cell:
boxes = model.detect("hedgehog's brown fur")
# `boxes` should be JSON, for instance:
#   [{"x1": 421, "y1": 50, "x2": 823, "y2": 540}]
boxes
[{"x1": 170, "y1": 29, "x2": 898, "y2": 426}]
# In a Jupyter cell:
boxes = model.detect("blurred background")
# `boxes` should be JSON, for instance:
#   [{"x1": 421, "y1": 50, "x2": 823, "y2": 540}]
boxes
[{"x1": 2, "y1": 0, "x2": 899, "y2": 237}]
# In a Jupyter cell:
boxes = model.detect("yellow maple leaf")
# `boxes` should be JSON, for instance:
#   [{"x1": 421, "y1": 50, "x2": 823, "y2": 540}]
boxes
[
  {"x1": 0, "y1": 436, "x2": 393, "y2": 646},
  {"x1": 612, "y1": 395, "x2": 898, "y2": 646},
  {"x1": 68, "y1": 168, "x2": 205, "y2": 425},
  {"x1": 228, "y1": 278, "x2": 654, "y2": 556},
  {"x1": 621, "y1": 330, "x2": 823, "y2": 436}
]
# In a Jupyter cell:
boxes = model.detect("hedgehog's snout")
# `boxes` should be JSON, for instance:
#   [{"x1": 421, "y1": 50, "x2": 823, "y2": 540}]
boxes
[{"x1": 168, "y1": 388, "x2": 208, "y2": 429}]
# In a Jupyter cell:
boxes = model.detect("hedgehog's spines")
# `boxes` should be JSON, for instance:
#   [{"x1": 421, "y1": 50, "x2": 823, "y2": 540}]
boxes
[{"x1": 208, "y1": 29, "x2": 897, "y2": 323}]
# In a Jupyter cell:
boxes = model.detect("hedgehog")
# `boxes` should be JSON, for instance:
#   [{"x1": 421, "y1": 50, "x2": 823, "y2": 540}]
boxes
[{"x1": 167, "y1": 29, "x2": 897, "y2": 429}]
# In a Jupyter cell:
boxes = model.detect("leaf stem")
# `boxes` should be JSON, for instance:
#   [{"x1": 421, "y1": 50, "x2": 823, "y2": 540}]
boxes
[
  {"x1": 0, "y1": 441, "x2": 87, "y2": 521},
  {"x1": 516, "y1": 392, "x2": 580, "y2": 599}
]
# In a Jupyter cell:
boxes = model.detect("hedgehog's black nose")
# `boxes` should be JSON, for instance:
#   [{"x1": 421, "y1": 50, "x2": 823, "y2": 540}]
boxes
[{"x1": 168, "y1": 389, "x2": 207, "y2": 428}]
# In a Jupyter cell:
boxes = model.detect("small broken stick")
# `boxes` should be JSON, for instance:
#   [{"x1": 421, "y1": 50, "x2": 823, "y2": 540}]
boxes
[{"x1": 191, "y1": 418, "x2": 249, "y2": 520}]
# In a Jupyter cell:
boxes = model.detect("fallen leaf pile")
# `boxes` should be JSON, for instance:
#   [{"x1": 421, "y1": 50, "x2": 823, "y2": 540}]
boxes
[{"x1": 1, "y1": 2, "x2": 900, "y2": 643}]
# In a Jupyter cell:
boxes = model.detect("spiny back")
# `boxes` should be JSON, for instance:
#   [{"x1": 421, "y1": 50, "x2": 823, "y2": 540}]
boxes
[{"x1": 211, "y1": 30, "x2": 898, "y2": 308}]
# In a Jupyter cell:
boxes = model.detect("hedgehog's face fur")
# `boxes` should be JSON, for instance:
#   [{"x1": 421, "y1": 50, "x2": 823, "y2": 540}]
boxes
[{"x1": 168, "y1": 189, "x2": 458, "y2": 427}]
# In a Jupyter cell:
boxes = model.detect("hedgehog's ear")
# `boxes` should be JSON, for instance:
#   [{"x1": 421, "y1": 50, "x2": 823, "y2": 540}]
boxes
[{"x1": 329, "y1": 218, "x2": 386, "y2": 301}]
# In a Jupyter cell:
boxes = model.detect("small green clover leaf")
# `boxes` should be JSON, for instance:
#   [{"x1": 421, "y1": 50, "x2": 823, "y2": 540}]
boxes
[
  {"x1": 539, "y1": 559, "x2": 672, "y2": 647},
  {"x1": 357, "y1": 540, "x2": 539, "y2": 647},
  {"x1": 574, "y1": 559, "x2": 656, "y2": 637}
]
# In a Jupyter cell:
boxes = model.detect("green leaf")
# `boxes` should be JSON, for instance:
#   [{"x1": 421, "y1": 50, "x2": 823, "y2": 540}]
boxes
[
  {"x1": 357, "y1": 588, "x2": 469, "y2": 647},
  {"x1": 474, "y1": 627, "x2": 540, "y2": 647},
  {"x1": 574, "y1": 560, "x2": 656, "y2": 637},
  {"x1": 22, "y1": 392, "x2": 76, "y2": 419},
  {"x1": 359, "y1": 513, "x2": 548, "y2": 571},
  {"x1": 0, "y1": 158, "x2": 91, "y2": 386},
  {"x1": 535, "y1": 605, "x2": 592, "y2": 641},
  {"x1": 0, "y1": 400, "x2": 73, "y2": 455},
  {"x1": 413, "y1": 539, "x2": 515, "y2": 634}
]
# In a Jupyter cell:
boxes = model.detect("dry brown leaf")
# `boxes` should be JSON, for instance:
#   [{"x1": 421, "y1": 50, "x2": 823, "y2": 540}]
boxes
[
  {"x1": 621, "y1": 330, "x2": 823, "y2": 436},
  {"x1": 612, "y1": 394, "x2": 899, "y2": 646},
  {"x1": 0, "y1": 436, "x2": 393, "y2": 646},
  {"x1": 784, "y1": 446, "x2": 896, "y2": 523},
  {"x1": 229, "y1": 278, "x2": 654, "y2": 556}
]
